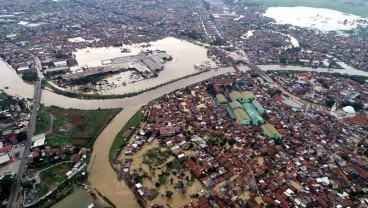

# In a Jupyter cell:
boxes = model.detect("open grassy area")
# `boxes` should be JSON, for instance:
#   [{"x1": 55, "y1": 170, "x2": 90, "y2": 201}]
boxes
[
  {"x1": 143, "y1": 148, "x2": 172, "y2": 167},
  {"x1": 109, "y1": 110, "x2": 143, "y2": 161},
  {"x1": 36, "y1": 105, "x2": 121, "y2": 148},
  {"x1": 255, "y1": 0, "x2": 368, "y2": 17},
  {"x1": 36, "y1": 163, "x2": 74, "y2": 197}
]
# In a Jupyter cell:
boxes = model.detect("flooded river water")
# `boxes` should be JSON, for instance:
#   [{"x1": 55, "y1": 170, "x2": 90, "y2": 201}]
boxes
[
  {"x1": 1, "y1": 47, "x2": 368, "y2": 207},
  {"x1": 72, "y1": 37, "x2": 216, "y2": 95}
]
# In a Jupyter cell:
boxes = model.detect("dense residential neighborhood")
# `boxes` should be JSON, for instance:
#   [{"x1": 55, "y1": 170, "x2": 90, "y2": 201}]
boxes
[
  {"x1": 0, "y1": 0, "x2": 367, "y2": 207},
  {"x1": 115, "y1": 71, "x2": 367, "y2": 207}
]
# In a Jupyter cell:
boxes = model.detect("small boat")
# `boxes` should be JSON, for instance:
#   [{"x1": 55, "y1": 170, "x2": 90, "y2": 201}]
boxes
[{"x1": 5, "y1": 86, "x2": 9, "y2": 89}]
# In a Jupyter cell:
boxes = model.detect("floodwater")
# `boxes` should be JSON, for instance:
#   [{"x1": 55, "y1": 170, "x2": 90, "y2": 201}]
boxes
[
  {"x1": 1, "y1": 45, "x2": 367, "y2": 207},
  {"x1": 52, "y1": 188, "x2": 92, "y2": 208},
  {"x1": 71, "y1": 37, "x2": 216, "y2": 95},
  {"x1": 263, "y1": 7, "x2": 368, "y2": 32},
  {"x1": 258, "y1": 64, "x2": 368, "y2": 76},
  {"x1": 0, "y1": 59, "x2": 33, "y2": 99},
  {"x1": 0, "y1": 56, "x2": 234, "y2": 110},
  {"x1": 87, "y1": 107, "x2": 141, "y2": 208},
  {"x1": 86, "y1": 67, "x2": 235, "y2": 207}
]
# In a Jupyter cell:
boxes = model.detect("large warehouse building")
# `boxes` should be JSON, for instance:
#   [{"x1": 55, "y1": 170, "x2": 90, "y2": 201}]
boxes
[
  {"x1": 241, "y1": 91, "x2": 256, "y2": 103},
  {"x1": 242, "y1": 103, "x2": 265, "y2": 125},
  {"x1": 261, "y1": 124, "x2": 282, "y2": 140},
  {"x1": 252, "y1": 100, "x2": 266, "y2": 114},
  {"x1": 229, "y1": 91, "x2": 246, "y2": 103},
  {"x1": 229, "y1": 101, "x2": 250, "y2": 125}
]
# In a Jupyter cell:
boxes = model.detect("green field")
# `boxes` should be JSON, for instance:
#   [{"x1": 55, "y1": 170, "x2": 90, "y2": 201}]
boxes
[
  {"x1": 36, "y1": 163, "x2": 74, "y2": 197},
  {"x1": 36, "y1": 105, "x2": 121, "y2": 148},
  {"x1": 255, "y1": 0, "x2": 368, "y2": 17},
  {"x1": 109, "y1": 110, "x2": 143, "y2": 161}
]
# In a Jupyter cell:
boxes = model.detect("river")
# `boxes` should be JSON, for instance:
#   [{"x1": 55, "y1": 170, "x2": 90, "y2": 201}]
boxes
[{"x1": 1, "y1": 54, "x2": 368, "y2": 207}]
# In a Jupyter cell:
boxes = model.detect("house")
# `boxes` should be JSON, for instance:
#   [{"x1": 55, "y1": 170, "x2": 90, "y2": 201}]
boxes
[{"x1": 159, "y1": 126, "x2": 180, "y2": 137}]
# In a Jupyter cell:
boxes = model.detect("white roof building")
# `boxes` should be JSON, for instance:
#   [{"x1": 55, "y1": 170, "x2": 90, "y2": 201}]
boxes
[
  {"x1": 342, "y1": 106, "x2": 355, "y2": 114},
  {"x1": 32, "y1": 133, "x2": 46, "y2": 142},
  {"x1": 0, "y1": 154, "x2": 11, "y2": 165}
]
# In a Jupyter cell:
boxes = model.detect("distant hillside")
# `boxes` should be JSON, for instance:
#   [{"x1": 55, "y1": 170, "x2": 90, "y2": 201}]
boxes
[{"x1": 255, "y1": 0, "x2": 368, "y2": 17}]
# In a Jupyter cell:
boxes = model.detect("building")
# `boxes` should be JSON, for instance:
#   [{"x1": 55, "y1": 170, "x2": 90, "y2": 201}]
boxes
[
  {"x1": 141, "y1": 57, "x2": 162, "y2": 72},
  {"x1": 0, "y1": 154, "x2": 11, "y2": 166},
  {"x1": 261, "y1": 124, "x2": 282, "y2": 140},
  {"x1": 241, "y1": 91, "x2": 256, "y2": 103},
  {"x1": 282, "y1": 99, "x2": 305, "y2": 111},
  {"x1": 17, "y1": 66, "x2": 30, "y2": 73},
  {"x1": 229, "y1": 101, "x2": 250, "y2": 125},
  {"x1": 31, "y1": 133, "x2": 46, "y2": 148},
  {"x1": 242, "y1": 103, "x2": 265, "y2": 125},
  {"x1": 160, "y1": 126, "x2": 180, "y2": 137},
  {"x1": 228, "y1": 91, "x2": 246, "y2": 103},
  {"x1": 226, "y1": 106, "x2": 236, "y2": 119},
  {"x1": 252, "y1": 100, "x2": 265, "y2": 114},
  {"x1": 54, "y1": 60, "x2": 68, "y2": 67},
  {"x1": 216, "y1": 94, "x2": 228, "y2": 104},
  {"x1": 46, "y1": 66, "x2": 70, "y2": 74}
]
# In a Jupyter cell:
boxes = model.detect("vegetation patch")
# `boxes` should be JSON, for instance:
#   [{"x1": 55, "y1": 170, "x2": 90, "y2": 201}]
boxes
[
  {"x1": 142, "y1": 148, "x2": 172, "y2": 167},
  {"x1": 36, "y1": 105, "x2": 121, "y2": 148},
  {"x1": 109, "y1": 110, "x2": 143, "y2": 161},
  {"x1": 36, "y1": 163, "x2": 74, "y2": 198}
]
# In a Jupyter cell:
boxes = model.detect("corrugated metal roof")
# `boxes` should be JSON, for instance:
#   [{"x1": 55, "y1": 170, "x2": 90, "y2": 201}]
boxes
[
  {"x1": 216, "y1": 94, "x2": 227, "y2": 104},
  {"x1": 242, "y1": 103, "x2": 264, "y2": 125},
  {"x1": 252, "y1": 100, "x2": 265, "y2": 113},
  {"x1": 233, "y1": 108, "x2": 250, "y2": 122},
  {"x1": 241, "y1": 91, "x2": 256, "y2": 100},
  {"x1": 261, "y1": 124, "x2": 281, "y2": 139},
  {"x1": 229, "y1": 91, "x2": 243, "y2": 102},
  {"x1": 229, "y1": 101, "x2": 242, "y2": 109}
]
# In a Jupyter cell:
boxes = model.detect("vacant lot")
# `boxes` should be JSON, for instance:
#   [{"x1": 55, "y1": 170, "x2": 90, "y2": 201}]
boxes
[
  {"x1": 36, "y1": 163, "x2": 74, "y2": 197},
  {"x1": 255, "y1": 0, "x2": 368, "y2": 17},
  {"x1": 36, "y1": 105, "x2": 121, "y2": 148}
]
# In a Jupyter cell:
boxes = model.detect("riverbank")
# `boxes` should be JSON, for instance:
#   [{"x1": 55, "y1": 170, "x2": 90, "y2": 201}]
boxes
[{"x1": 45, "y1": 69, "x2": 211, "y2": 100}]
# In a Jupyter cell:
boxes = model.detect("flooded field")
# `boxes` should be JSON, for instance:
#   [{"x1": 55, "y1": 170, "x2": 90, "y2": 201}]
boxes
[
  {"x1": 263, "y1": 7, "x2": 368, "y2": 32},
  {"x1": 70, "y1": 37, "x2": 216, "y2": 95},
  {"x1": 52, "y1": 188, "x2": 92, "y2": 208},
  {"x1": 258, "y1": 64, "x2": 368, "y2": 76},
  {"x1": 123, "y1": 139, "x2": 205, "y2": 207}
]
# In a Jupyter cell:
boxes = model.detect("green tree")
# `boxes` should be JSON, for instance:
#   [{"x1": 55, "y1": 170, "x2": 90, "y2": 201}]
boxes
[
  {"x1": 0, "y1": 175, "x2": 15, "y2": 201},
  {"x1": 17, "y1": 131, "x2": 28, "y2": 142},
  {"x1": 325, "y1": 99, "x2": 335, "y2": 108},
  {"x1": 166, "y1": 190, "x2": 173, "y2": 198},
  {"x1": 21, "y1": 71, "x2": 38, "y2": 82}
]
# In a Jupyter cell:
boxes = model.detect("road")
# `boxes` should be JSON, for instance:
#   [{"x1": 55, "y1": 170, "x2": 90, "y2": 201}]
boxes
[{"x1": 7, "y1": 59, "x2": 43, "y2": 208}]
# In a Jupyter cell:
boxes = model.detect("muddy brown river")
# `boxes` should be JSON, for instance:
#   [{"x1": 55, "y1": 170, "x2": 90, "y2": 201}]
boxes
[{"x1": 2, "y1": 49, "x2": 368, "y2": 207}]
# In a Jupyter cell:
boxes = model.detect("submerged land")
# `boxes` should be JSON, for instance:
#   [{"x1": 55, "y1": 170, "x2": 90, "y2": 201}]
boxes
[
  {"x1": 0, "y1": 0, "x2": 367, "y2": 208},
  {"x1": 255, "y1": 0, "x2": 368, "y2": 17}
]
